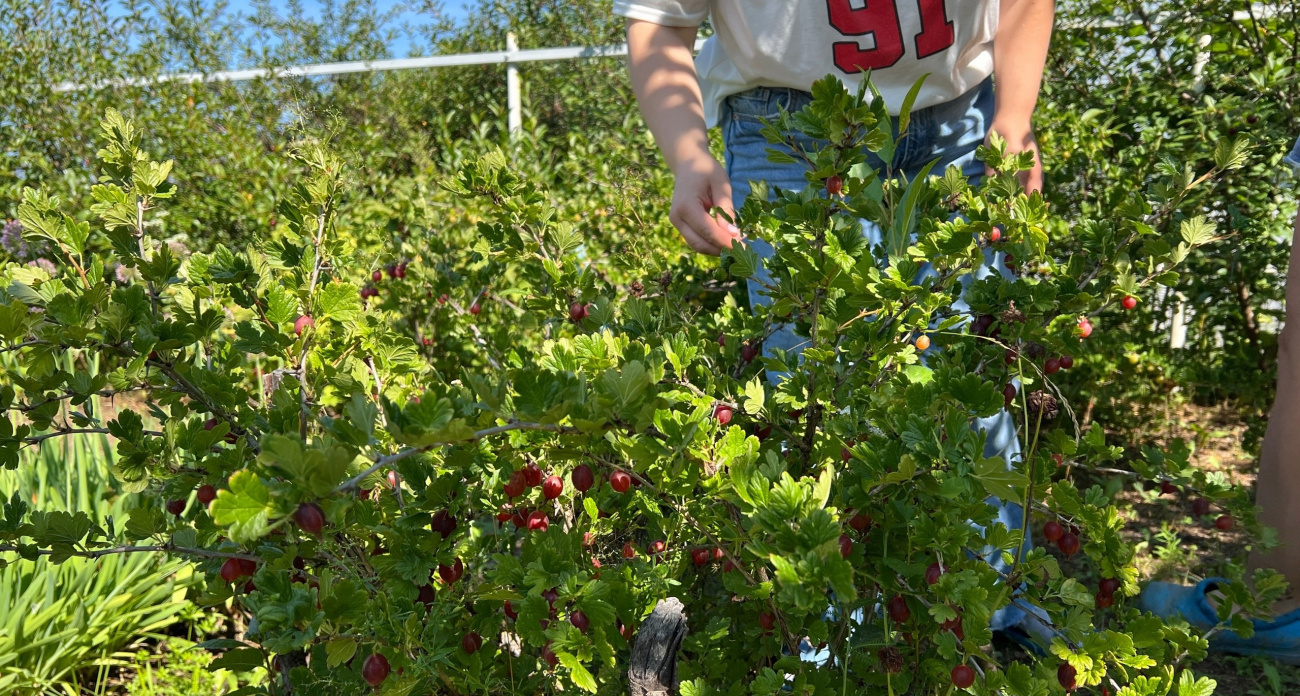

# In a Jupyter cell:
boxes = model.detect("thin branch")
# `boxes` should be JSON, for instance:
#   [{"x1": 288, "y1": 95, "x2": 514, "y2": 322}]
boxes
[
  {"x1": 0, "y1": 542, "x2": 260, "y2": 562},
  {"x1": 23, "y1": 427, "x2": 164, "y2": 446}
]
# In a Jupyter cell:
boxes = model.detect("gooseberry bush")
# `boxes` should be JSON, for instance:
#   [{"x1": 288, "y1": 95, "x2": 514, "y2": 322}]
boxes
[{"x1": 0, "y1": 79, "x2": 1281, "y2": 696}]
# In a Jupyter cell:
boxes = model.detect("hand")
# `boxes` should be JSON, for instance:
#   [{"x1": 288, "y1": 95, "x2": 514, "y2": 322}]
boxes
[
  {"x1": 668, "y1": 155, "x2": 741, "y2": 256},
  {"x1": 985, "y1": 119, "x2": 1043, "y2": 194}
]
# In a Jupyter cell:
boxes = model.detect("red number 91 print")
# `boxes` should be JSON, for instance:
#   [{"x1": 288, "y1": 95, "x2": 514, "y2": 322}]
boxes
[{"x1": 826, "y1": 0, "x2": 956, "y2": 72}]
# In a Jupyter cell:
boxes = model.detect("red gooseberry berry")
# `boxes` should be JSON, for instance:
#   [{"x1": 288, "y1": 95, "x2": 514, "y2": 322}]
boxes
[
  {"x1": 1057, "y1": 663, "x2": 1077, "y2": 691},
  {"x1": 1057, "y1": 532, "x2": 1081, "y2": 557},
  {"x1": 430, "y1": 509, "x2": 457, "y2": 538},
  {"x1": 951, "y1": 664, "x2": 975, "y2": 688},
  {"x1": 925, "y1": 562, "x2": 944, "y2": 586},
  {"x1": 571, "y1": 464, "x2": 595, "y2": 493},
  {"x1": 293, "y1": 502, "x2": 325, "y2": 536},
  {"x1": 438, "y1": 557, "x2": 464, "y2": 583},
  {"x1": 362, "y1": 653, "x2": 389, "y2": 687},
  {"x1": 570, "y1": 609, "x2": 590, "y2": 633},
  {"x1": 887, "y1": 595, "x2": 910, "y2": 623},
  {"x1": 569, "y1": 301, "x2": 588, "y2": 323},
  {"x1": 542, "y1": 475, "x2": 563, "y2": 500}
]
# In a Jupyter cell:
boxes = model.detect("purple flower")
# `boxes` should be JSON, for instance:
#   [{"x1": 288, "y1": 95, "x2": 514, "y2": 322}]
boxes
[
  {"x1": 27, "y1": 258, "x2": 57, "y2": 275},
  {"x1": 1, "y1": 220, "x2": 46, "y2": 261}
]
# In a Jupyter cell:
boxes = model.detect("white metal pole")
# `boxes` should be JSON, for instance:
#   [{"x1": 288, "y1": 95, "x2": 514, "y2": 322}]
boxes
[
  {"x1": 1192, "y1": 34, "x2": 1212, "y2": 83},
  {"x1": 506, "y1": 32, "x2": 522, "y2": 136}
]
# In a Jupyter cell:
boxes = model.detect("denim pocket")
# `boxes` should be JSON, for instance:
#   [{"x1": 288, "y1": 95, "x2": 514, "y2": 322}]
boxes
[{"x1": 725, "y1": 88, "x2": 777, "y2": 123}]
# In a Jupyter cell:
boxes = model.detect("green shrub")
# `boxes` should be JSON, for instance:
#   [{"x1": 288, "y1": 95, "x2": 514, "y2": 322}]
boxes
[
  {"x1": 0, "y1": 77, "x2": 1271, "y2": 696},
  {"x1": 0, "y1": 435, "x2": 193, "y2": 695}
]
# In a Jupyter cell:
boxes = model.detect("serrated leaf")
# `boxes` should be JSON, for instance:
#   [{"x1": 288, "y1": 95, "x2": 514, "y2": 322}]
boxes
[
  {"x1": 723, "y1": 244, "x2": 760, "y2": 279},
  {"x1": 210, "y1": 470, "x2": 271, "y2": 543},
  {"x1": 558, "y1": 652, "x2": 597, "y2": 692},
  {"x1": 325, "y1": 638, "x2": 357, "y2": 668},
  {"x1": 972, "y1": 457, "x2": 1027, "y2": 502},
  {"x1": 742, "y1": 377, "x2": 765, "y2": 416},
  {"x1": 207, "y1": 647, "x2": 265, "y2": 672}
]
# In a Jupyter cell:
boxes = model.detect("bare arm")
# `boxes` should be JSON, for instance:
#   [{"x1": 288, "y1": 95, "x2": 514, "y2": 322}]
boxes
[
  {"x1": 627, "y1": 19, "x2": 739, "y2": 255},
  {"x1": 988, "y1": 0, "x2": 1055, "y2": 193}
]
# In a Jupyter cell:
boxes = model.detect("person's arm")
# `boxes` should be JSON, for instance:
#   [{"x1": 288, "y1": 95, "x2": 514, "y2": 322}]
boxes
[
  {"x1": 626, "y1": 19, "x2": 739, "y2": 255},
  {"x1": 988, "y1": 0, "x2": 1055, "y2": 193}
]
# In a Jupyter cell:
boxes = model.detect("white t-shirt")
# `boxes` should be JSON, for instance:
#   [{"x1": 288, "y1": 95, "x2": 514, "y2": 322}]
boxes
[{"x1": 614, "y1": 0, "x2": 999, "y2": 127}]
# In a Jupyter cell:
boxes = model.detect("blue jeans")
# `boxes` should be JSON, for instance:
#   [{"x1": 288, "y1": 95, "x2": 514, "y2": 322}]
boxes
[{"x1": 721, "y1": 77, "x2": 1031, "y2": 632}]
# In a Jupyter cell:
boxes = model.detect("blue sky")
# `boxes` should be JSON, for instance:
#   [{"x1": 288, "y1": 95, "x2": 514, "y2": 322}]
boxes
[{"x1": 121, "y1": 1, "x2": 479, "y2": 60}]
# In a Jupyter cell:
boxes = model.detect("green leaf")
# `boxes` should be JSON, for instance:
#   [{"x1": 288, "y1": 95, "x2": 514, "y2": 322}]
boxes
[
  {"x1": 896, "y1": 73, "x2": 930, "y2": 137},
  {"x1": 208, "y1": 648, "x2": 266, "y2": 673},
  {"x1": 1176, "y1": 670, "x2": 1216, "y2": 696},
  {"x1": 1179, "y1": 216, "x2": 1215, "y2": 248},
  {"x1": 742, "y1": 377, "x2": 765, "y2": 416},
  {"x1": 28, "y1": 510, "x2": 96, "y2": 547},
  {"x1": 889, "y1": 160, "x2": 937, "y2": 257},
  {"x1": 972, "y1": 457, "x2": 1028, "y2": 502},
  {"x1": 325, "y1": 638, "x2": 357, "y2": 668},
  {"x1": 124, "y1": 505, "x2": 168, "y2": 539},
  {"x1": 210, "y1": 470, "x2": 271, "y2": 543},
  {"x1": 258, "y1": 435, "x2": 354, "y2": 497},
  {"x1": 723, "y1": 244, "x2": 761, "y2": 279},
  {"x1": 558, "y1": 652, "x2": 597, "y2": 692},
  {"x1": 265, "y1": 284, "x2": 297, "y2": 324},
  {"x1": 317, "y1": 281, "x2": 363, "y2": 324},
  {"x1": 1058, "y1": 578, "x2": 1095, "y2": 607}
]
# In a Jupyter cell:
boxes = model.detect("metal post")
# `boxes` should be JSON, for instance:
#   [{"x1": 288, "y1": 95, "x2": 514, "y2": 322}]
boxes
[
  {"x1": 506, "y1": 32, "x2": 522, "y2": 136},
  {"x1": 1170, "y1": 293, "x2": 1188, "y2": 350},
  {"x1": 1192, "y1": 34, "x2": 1212, "y2": 84}
]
